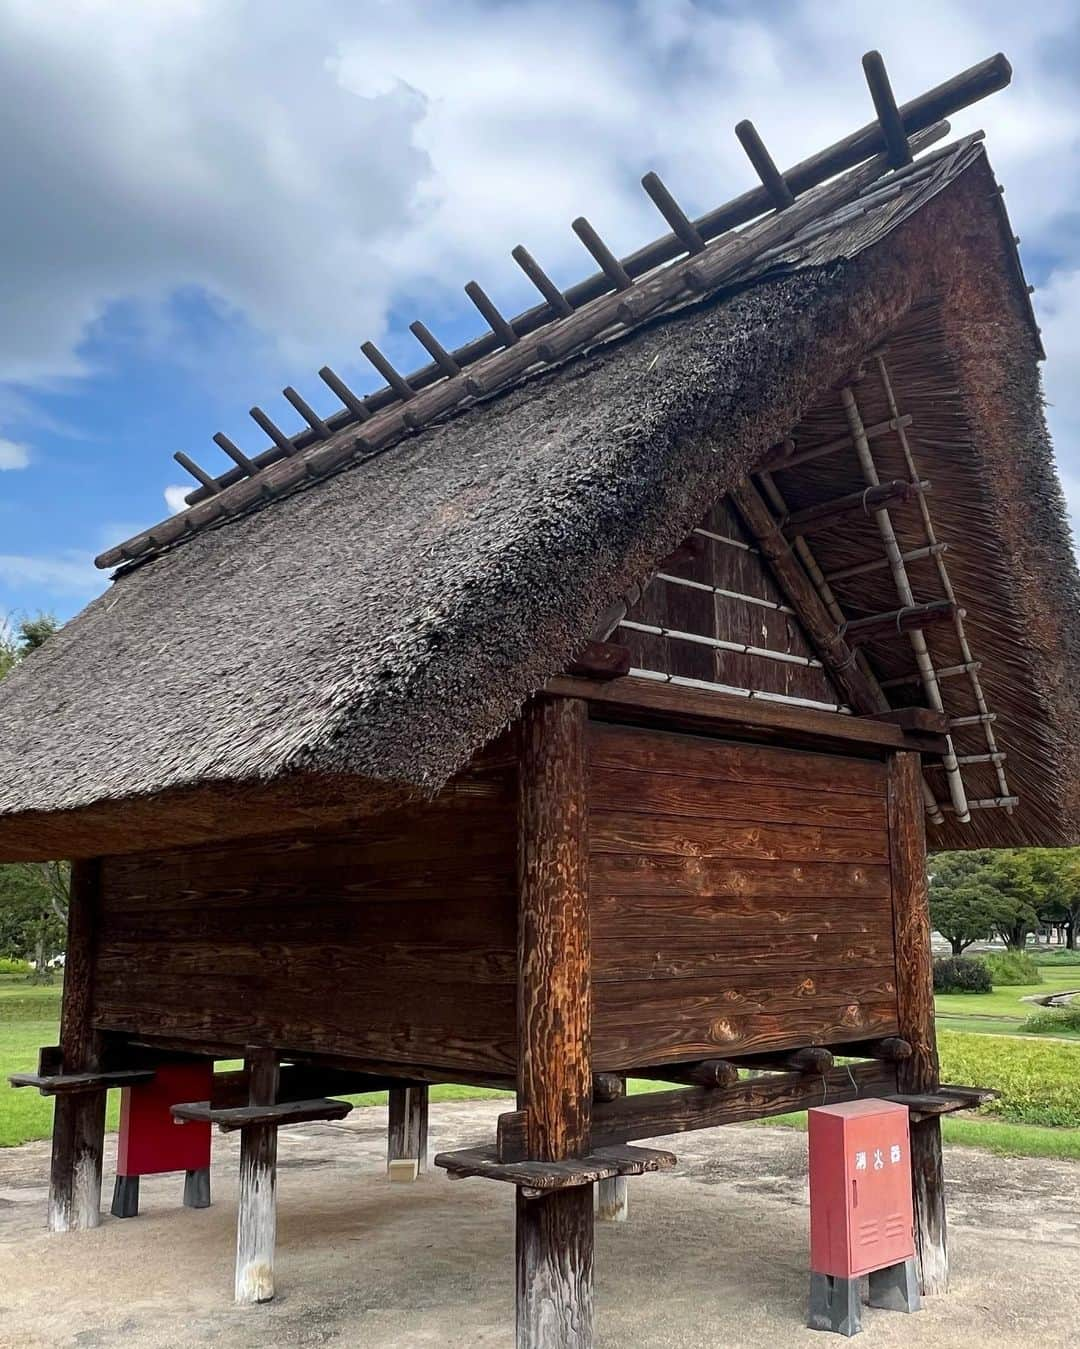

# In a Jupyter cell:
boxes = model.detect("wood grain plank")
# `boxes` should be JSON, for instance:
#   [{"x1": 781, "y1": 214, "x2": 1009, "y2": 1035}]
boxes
[{"x1": 589, "y1": 811, "x2": 888, "y2": 862}]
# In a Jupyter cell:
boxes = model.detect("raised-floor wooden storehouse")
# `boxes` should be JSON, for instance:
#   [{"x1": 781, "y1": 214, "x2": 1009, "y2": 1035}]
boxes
[{"x1": 3, "y1": 51, "x2": 1079, "y2": 1346}]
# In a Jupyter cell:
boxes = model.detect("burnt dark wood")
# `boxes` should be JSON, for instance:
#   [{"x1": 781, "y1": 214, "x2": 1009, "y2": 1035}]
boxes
[
  {"x1": 841, "y1": 1036, "x2": 912, "y2": 1062},
  {"x1": 173, "y1": 1097, "x2": 353, "y2": 1132},
  {"x1": 516, "y1": 697, "x2": 594, "y2": 1348},
  {"x1": 498, "y1": 1062, "x2": 896, "y2": 1160},
  {"x1": 735, "y1": 1047, "x2": 834, "y2": 1073},
  {"x1": 889, "y1": 751, "x2": 947, "y2": 1296},
  {"x1": 591, "y1": 1073, "x2": 625, "y2": 1103},
  {"x1": 49, "y1": 859, "x2": 106, "y2": 1232},
  {"x1": 10, "y1": 1068, "x2": 154, "y2": 1095}
]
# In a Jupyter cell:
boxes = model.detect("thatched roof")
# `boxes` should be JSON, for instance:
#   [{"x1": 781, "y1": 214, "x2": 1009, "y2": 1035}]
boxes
[{"x1": 1, "y1": 139, "x2": 1077, "y2": 856}]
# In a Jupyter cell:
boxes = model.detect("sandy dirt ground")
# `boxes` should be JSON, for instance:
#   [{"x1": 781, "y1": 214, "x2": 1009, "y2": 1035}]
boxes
[{"x1": 1, "y1": 1100, "x2": 1078, "y2": 1348}]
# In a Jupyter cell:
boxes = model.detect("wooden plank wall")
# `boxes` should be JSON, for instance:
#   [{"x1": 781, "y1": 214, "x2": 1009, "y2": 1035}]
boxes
[
  {"x1": 93, "y1": 769, "x2": 519, "y2": 1077},
  {"x1": 588, "y1": 722, "x2": 899, "y2": 1070},
  {"x1": 618, "y1": 498, "x2": 843, "y2": 703}
]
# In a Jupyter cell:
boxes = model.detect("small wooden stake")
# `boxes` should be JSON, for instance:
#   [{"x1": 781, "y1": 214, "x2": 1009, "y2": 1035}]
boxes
[
  {"x1": 387, "y1": 1083, "x2": 429, "y2": 1180},
  {"x1": 48, "y1": 860, "x2": 106, "y2": 1233},
  {"x1": 235, "y1": 1049, "x2": 279, "y2": 1305}
]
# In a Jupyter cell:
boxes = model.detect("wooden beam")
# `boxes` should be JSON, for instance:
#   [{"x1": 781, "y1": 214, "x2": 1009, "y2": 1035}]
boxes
[
  {"x1": 889, "y1": 752, "x2": 948, "y2": 1295},
  {"x1": 516, "y1": 697, "x2": 593, "y2": 1348},
  {"x1": 566, "y1": 641, "x2": 631, "y2": 681},
  {"x1": 235, "y1": 1048, "x2": 279, "y2": 1305},
  {"x1": 498, "y1": 1062, "x2": 896, "y2": 1160},
  {"x1": 48, "y1": 859, "x2": 106, "y2": 1233},
  {"x1": 863, "y1": 51, "x2": 913, "y2": 167},
  {"x1": 840, "y1": 1036, "x2": 912, "y2": 1062},
  {"x1": 780, "y1": 480, "x2": 921, "y2": 538},
  {"x1": 634, "y1": 1059, "x2": 739, "y2": 1089},
  {"x1": 868, "y1": 708, "x2": 949, "y2": 736},
  {"x1": 736, "y1": 1047, "x2": 834, "y2": 1074},
  {"x1": 734, "y1": 120, "x2": 794, "y2": 209},
  {"x1": 543, "y1": 675, "x2": 947, "y2": 756},
  {"x1": 841, "y1": 601, "x2": 958, "y2": 646}
]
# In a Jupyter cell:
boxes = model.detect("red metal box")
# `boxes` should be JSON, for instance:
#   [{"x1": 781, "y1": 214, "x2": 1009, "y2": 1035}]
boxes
[
  {"x1": 117, "y1": 1062, "x2": 212, "y2": 1177},
  {"x1": 808, "y1": 1100, "x2": 914, "y2": 1278}
]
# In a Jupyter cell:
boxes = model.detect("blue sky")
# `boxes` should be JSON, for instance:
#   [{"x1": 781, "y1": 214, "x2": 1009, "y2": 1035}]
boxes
[{"x1": 2, "y1": 0, "x2": 1079, "y2": 626}]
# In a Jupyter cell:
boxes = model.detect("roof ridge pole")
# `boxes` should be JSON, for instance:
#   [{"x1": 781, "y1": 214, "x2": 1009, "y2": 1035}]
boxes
[
  {"x1": 753, "y1": 467, "x2": 947, "y2": 827},
  {"x1": 873, "y1": 354, "x2": 1012, "y2": 808},
  {"x1": 839, "y1": 383, "x2": 970, "y2": 823}
]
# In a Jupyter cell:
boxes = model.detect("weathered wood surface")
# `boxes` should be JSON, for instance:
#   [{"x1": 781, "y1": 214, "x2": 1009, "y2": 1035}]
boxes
[
  {"x1": 498, "y1": 1062, "x2": 896, "y2": 1160},
  {"x1": 94, "y1": 774, "x2": 518, "y2": 1076},
  {"x1": 595, "y1": 1174, "x2": 629, "y2": 1223},
  {"x1": 516, "y1": 698, "x2": 594, "y2": 1348},
  {"x1": 435, "y1": 1143, "x2": 674, "y2": 1196},
  {"x1": 735, "y1": 1047, "x2": 835, "y2": 1073},
  {"x1": 616, "y1": 499, "x2": 840, "y2": 703},
  {"x1": 588, "y1": 723, "x2": 898, "y2": 1070},
  {"x1": 173, "y1": 1097, "x2": 352, "y2": 1132},
  {"x1": 388, "y1": 1084, "x2": 429, "y2": 1177},
  {"x1": 10, "y1": 1068, "x2": 154, "y2": 1095},
  {"x1": 634, "y1": 1059, "x2": 739, "y2": 1089},
  {"x1": 49, "y1": 859, "x2": 106, "y2": 1233},
  {"x1": 235, "y1": 1049, "x2": 279, "y2": 1305},
  {"x1": 889, "y1": 752, "x2": 948, "y2": 1296}
]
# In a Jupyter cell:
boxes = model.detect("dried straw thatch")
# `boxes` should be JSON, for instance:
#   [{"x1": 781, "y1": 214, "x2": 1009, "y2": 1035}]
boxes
[{"x1": 0, "y1": 146, "x2": 1076, "y2": 857}]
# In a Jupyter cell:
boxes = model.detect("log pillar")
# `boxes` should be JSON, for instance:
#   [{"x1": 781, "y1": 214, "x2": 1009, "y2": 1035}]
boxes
[
  {"x1": 49, "y1": 859, "x2": 106, "y2": 1233},
  {"x1": 387, "y1": 1084, "x2": 429, "y2": 1181},
  {"x1": 235, "y1": 1049, "x2": 279, "y2": 1304},
  {"x1": 516, "y1": 697, "x2": 594, "y2": 1348},
  {"x1": 888, "y1": 752, "x2": 947, "y2": 1294}
]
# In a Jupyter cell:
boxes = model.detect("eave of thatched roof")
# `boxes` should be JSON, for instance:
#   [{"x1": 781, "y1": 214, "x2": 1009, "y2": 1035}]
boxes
[{"x1": 0, "y1": 147, "x2": 1077, "y2": 856}]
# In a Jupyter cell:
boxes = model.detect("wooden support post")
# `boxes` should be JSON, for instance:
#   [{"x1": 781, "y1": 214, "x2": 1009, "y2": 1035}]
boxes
[
  {"x1": 49, "y1": 859, "x2": 106, "y2": 1233},
  {"x1": 235, "y1": 1048, "x2": 279, "y2": 1305},
  {"x1": 387, "y1": 1084, "x2": 429, "y2": 1182},
  {"x1": 516, "y1": 697, "x2": 594, "y2": 1348},
  {"x1": 889, "y1": 752, "x2": 947, "y2": 1295},
  {"x1": 596, "y1": 1075, "x2": 628, "y2": 1222}
]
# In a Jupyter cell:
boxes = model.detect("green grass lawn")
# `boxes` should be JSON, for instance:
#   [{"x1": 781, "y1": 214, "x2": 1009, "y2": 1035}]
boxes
[{"x1": 934, "y1": 965, "x2": 1080, "y2": 1037}]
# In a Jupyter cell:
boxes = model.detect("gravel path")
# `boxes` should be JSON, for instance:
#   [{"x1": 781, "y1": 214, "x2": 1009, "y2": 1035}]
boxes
[{"x1": 1, "y1": 1101, "x2": 1078, "y2": 1347}]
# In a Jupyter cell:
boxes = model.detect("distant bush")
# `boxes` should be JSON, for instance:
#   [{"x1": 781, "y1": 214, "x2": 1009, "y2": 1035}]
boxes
[
  {"x1": 1021, "y1": 1005, "x2": 1080, "y2": 1036},
  {"x1": 984, "y1": 951, "x2": 1043, "y2": 986},
  {"x1": 1033, "y1": 949, "x2": 1080, "y2": 966},
  {"x1": 939, "y1": 1029, "x2": 1080, "y2": 1127},
  {"x1": 0, "y1": 957, "x2": 31, "y2": 976},
  {"x1": 933, "y1": 956, "x2": 992, "y2": 994}
]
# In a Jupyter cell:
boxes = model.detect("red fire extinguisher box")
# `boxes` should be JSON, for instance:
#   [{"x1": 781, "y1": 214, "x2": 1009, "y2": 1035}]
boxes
[{"x1": 809, "y1": 1100, "x2": 914, "y2": 1279}]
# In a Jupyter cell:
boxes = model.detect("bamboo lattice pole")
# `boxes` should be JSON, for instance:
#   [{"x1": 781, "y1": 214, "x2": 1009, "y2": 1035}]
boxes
[{"x1": 839, "y1": 383, "x2": 971, "y2": 822}]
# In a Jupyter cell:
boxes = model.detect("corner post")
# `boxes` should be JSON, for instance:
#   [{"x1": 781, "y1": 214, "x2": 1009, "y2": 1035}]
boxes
[
  {"x1": 387, "y1": 1084, "x2": 429, "y2": 1181},
  {"x1": 516, "y1": 697, "x2": 594, "y2": 1348},
  {"x1": 235, "y1": 1048, "x2": 279, "y2": 1304},
  {"x1": 49, "y1": 858, "x2": 106, "y2": 1233},
  {"x1": 888, "y1": 751, "x2": 947, "y2": 1294}
]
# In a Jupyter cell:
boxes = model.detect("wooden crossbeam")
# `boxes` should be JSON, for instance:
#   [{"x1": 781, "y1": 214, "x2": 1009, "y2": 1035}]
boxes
[
  {"x1": 317, "y1": 368, "x2": 371, "y2": 420},
  {"x1": 735, "y1": 120, "x2": 794, "y2": 209},
  {"x1": 282, "y1": 386, "x2": 331, "y2": 438},
  {"x1": 863, "y1": 51, "x2": 913, "y2": 168},
  {"x1": 634, "y1": 1060, "x2": 739, "y2": 1089},
  {"x1": 572, "y1": 217, "x2": 632, "y2": 289},
  {"x1": 361, "y1": 342, "x2": 415, "y2": 401},
  {"x1": 464, "y1": 280, "x2": 518, "y2": 347},
  {"x1": 512, "y1": 245, "x2": 573, "y2": 317},
  {"x1": 841, "y1": 600, "x2": 958, "y2": 645},
  {"x1": 736, "y1": 1047, "x2": 834, "y2": 1074},
  {"x1": 640, "y1": 172, "x2": 705, "y2": 254},
  {"x1": 780, "y1": 479, "x2": 921, "y2": 537},
  {"x1": 409, "y1": 321, "x2": 463, "y2": 377}
]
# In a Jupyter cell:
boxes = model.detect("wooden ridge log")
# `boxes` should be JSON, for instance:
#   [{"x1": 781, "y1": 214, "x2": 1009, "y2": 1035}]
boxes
[
  {"x1": 634, "y1": 1059, "x2": 739, "y2": 1089},
  {"x1": 497, "y1": 1062, "x2": 896, "y2": 1161},
  {"x1": 780, "y1": 480, "x2": 921, "y2": 538},
  {"x1": 841, "y1": 601, "x2": 958, "y2": 646}
]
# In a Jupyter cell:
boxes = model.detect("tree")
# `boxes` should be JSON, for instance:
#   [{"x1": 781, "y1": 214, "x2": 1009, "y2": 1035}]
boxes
[
  {"x1": 1025, "y1": 848, "x2": 1080, "y2": 949},
  {"x1": 985, "y1": 851, "x2": 1042, "y2": 949},
  {"x1": 0, "y1": 613, "x2": 67, "y2": 978},
  {"x1": 929, "y1": 850, "x2": 1007, "y2": 954},
  {"x1": 0, "y1": 863, "x2": 69, "y2": 980}
]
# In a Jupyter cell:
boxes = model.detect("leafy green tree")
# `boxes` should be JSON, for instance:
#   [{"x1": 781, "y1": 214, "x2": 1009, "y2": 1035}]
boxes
[
  {"x1": 929, "y1": 851, "x2": 1008, "y2": 954},
  {"x1": 986, "y1": 851, "x2": 1042, "y2": 949},
  {"x1": 0, "y1": 863, "x2": 68, "y2": 980},
  {"x1": 1025, "y1": 848, "x2": 1080, "y2": 949}
]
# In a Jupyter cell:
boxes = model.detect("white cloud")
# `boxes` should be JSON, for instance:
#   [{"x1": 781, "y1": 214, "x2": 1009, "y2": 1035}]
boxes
[
  {"x1": 0, "y1": 551, "x2": 102, "y2": 596},
  {"x1": 0, "y1": 439, "x2": 29, "y2": 470},
  {"x1": 164, "y1": 484, "x2": 191, "y2": 514}
]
